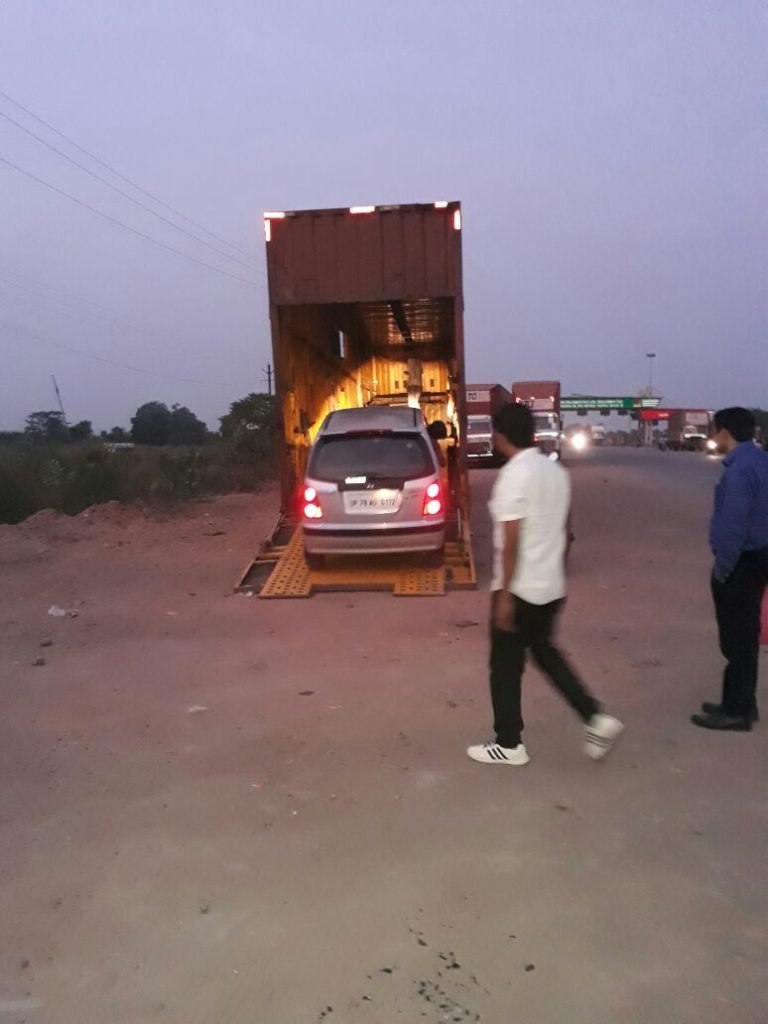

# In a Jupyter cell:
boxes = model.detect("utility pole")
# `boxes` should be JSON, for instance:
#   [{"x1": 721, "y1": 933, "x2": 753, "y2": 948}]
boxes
[{"x1": 263, "y1": 363, "x2": 273, "y2": 396}]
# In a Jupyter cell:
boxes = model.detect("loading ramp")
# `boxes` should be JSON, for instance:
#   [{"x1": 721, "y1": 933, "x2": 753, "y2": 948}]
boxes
[{"x1": 236, "y1": 518, "x2": 476, "y2": 599}]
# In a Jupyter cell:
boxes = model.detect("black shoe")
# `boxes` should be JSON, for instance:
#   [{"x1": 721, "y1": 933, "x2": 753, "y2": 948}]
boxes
[
  {"x1": 691, "y1": 711, "x2": 752, "y2": 732},
  {"x1": 701, "y1": 701, "x2": 759, "y2": 723}
]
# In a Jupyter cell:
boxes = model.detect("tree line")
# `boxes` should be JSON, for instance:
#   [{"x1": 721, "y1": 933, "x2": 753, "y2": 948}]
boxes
[
  {"x1": 5, "y1": 393, "x2": 276, "y2": 448},
  {"x1": 8, "y1": 399, "x2": 768, "y2": 449}
]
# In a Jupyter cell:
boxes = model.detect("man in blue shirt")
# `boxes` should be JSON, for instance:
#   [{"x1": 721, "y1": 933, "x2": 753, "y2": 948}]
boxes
[{"x1": 692, "y1": 407, "x2": 768, "y2": 731}]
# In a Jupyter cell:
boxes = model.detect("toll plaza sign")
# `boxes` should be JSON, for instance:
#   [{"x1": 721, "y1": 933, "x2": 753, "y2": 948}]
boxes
[{"x1": 561, "y1": 396, "x2": 661, "y2": 412}]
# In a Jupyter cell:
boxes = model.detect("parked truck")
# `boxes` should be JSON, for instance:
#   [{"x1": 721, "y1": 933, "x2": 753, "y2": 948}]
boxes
[
  {"x1": 262, "y1": 201, "x2": 469, "y2": 551},
  {"x1": 663, "y1": 409, "x2": 712, "y2": 451},
  {"x1": 511, "y1": 380, "x2": 563, "y2": 458},
  {"x1": 466, "y1": 384, "x2": 511, "y2": 465}
]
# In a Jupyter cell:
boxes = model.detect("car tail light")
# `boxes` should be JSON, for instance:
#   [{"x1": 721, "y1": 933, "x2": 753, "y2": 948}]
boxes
[
  {"x1": 303, "y1": 486, "x2": 322, "y2": 519},
  {"x1": 423, "y1": 482, "x2": 442, "y2": 517}
]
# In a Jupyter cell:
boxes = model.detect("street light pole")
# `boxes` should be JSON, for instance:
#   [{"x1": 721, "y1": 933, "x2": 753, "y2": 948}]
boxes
[
  {"x1": 644, "y1": 353, "x2": 656, "y2": 448},
  {"x1": 646, "y1": 352, "x2": 656, "y2": 395}
]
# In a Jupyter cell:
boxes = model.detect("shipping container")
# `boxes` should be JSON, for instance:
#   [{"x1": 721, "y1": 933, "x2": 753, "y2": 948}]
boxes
[
  {"x1": 466, "y1": 384, "x2": 511, "y2": 464},
  {"x1": 264, "y1": 201, "x2": 468, "y2": 535}
]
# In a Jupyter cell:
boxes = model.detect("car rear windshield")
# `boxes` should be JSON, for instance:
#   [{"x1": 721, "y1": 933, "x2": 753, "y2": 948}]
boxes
[{"x1": 309, "y1": 433, "x2": 435, "y2": 483}]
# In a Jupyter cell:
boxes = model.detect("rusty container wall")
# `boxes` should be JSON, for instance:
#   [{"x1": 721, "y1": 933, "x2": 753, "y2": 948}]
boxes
[{"x1": 264, "y1": 203, "x2": 466, "y2": 515}]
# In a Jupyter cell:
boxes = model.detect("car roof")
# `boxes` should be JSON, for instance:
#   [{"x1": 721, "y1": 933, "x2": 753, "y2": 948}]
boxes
[{"x1": 320, "y1": 406, "x2": 423, "y2": 435}]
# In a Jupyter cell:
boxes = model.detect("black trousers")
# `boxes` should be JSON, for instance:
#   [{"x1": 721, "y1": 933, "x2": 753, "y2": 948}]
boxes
[
  {"x1": 712, "y1": 550, "x2": 767, "y2": 718},
  {"x1": 490, "y1": 593, "x2": 600, "y2": 748}
]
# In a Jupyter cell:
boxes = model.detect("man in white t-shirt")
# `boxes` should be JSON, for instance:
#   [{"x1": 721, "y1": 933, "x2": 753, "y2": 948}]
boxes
[{"x1": 467, "y1": 403, "x2": 623, "y2": 766}]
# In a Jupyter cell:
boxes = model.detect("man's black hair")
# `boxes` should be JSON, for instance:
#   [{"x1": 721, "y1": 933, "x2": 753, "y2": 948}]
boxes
[
  {"x1": 493, "y1": 402, "x2": 536, "y2": 448},
  {"x1": 714, "y1": 407, "x2": 755, "y2": 444},
  {"x1": 427, "y1": 419, "x2": 448, "y2": 441}
]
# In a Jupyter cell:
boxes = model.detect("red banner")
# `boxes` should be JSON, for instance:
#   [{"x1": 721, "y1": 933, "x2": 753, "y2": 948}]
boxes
[{"x1": 639, "y1": 409, "x2": 672, "y2": 421}]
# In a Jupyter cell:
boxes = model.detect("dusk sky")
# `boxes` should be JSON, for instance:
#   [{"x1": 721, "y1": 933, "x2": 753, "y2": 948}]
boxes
[{"x1": 1, "y1": 1, "x2": 765, "y2": 432}]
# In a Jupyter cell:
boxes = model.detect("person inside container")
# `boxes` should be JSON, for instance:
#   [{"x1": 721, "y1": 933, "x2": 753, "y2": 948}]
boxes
[{"x1": 426, "y1": 419, "x2": 447, "y2": 467}]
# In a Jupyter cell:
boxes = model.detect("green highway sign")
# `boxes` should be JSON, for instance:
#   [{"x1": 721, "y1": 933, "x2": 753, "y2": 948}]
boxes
[{"x1": 561, "y1": 396, "x2": 661, "y2": 411}]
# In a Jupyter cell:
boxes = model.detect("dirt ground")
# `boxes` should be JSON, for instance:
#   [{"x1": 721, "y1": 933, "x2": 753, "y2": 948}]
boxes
[{"x1": 1, "y1": 449, "x2": 766, "y2": 1024}]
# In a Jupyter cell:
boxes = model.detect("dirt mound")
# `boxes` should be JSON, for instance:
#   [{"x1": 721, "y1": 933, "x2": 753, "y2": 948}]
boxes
[
  {"x1": 22, "y1": 508, "x2": 62, "y2": 529},
  {"x1": 0, "y1": 509, "x2": 82, "y2": 562},
  {"x1": 79, "y1": 499, "x2": 124, "y2": 520},
  {"x1": 0, "y1": 522, "x2": 50, "y2": 564},
  {"x1": 0, "y1": 489, "x2": 277, "y2": 555},
  {"x1": 17, "y1": 508, "x2": 85, "y2": 544},
  {"x1": 78, "y1": 500, "x2": 142, "y2": 529}
]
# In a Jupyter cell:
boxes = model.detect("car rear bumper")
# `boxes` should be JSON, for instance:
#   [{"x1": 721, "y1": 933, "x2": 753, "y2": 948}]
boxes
[{"x1": 303, "y1": 521, "x2": 445, "y2": 555}]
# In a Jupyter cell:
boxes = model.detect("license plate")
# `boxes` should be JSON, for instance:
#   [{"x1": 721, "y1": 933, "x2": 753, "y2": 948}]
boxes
[{"x1": 343, "y1": 489, "x2": 402, "y2": 515}]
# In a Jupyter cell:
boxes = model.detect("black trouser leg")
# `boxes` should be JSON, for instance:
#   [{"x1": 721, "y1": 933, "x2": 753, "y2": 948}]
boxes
[
  {"x1": 516, "y1": 597, "x2": 601, "y2": 723},
  {"x1": 713, "y1": 555, "x2": 765, "y2": 718},
  {"x1": 490, "y1": 611, "x2": 526, "y2": 748},
  {"x1": 489, "y1": 593, "x2": 599, "y2": 747}
]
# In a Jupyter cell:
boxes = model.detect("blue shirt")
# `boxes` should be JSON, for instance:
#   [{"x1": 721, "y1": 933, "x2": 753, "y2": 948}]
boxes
[{"x1": 709, "y1": 441, "x2": 768, "y2": 580}]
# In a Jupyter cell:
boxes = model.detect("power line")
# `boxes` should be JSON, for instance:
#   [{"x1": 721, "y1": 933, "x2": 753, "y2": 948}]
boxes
[
  {"x1": 0, "y1": 269, "x2": 146, "y2": 324},
  {"x1": 0, "y1": 278, "x2": 245, "y2": 374},
  {"x1": 0, "y1": 280, "x2": 182, "y2": 351},
  {"x1": 0, "y1": 262, "x2": 258, "y2": 338},
  {"x1": 0, "y1": 269, "x2": 202, "y2": 346},
  {"x1": 0, "y1": 266, "x2": 157, "y2": 328},
  {"x1": 0, "y1": 88, "x2": 255, "y2": 261},
  {"x1": 0, "y1": 267, "x2": 268, "y2": 373},
  {"x1": 0, "y1": 153, "x2": 258, "y2": 287},
  {"x1": 0, "y1": 280, "x2": 123, "y2": 332},
  {"x1": 0, "y1": 107, "x2": 258, "y2": 272},
  {"x1": 0, "y1": 319, "x2": 242, "y2": 388}
]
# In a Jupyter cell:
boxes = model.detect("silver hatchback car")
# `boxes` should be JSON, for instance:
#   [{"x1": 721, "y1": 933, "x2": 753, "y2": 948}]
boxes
[{"x1": 302, "y1": 406, "x2": 446, "y2": 569}]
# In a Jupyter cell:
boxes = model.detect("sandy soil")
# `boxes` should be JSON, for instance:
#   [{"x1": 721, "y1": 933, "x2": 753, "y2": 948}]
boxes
[{"x1": 1, "y1": 450, "x2": 766, "y2": 1024}]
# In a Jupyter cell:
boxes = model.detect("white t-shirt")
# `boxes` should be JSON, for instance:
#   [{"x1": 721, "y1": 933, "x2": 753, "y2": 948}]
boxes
[{"x1": 489, "y1": 447, "x2": 570, "y2": 605}]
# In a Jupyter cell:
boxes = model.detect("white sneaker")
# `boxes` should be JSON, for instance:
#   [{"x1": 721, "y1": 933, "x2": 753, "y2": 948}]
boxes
[
  {"x1": 584, "y1": 714, "x2": 624, "y2": 761},
  {"x1": 467, "y1": 742, "x2": 530, "y2": 766}
]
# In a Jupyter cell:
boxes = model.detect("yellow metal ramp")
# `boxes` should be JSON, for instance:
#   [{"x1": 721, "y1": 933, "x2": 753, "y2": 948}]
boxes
[
  {"x1": 258, "y1": 530, "x2": 312, "y2": 598},
  {"x1": 237, "y1": 523, "x2": 476, "y2": 598},
  {"x1": 444, "y1": 535, "x2": 477, "y2": 590}
]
